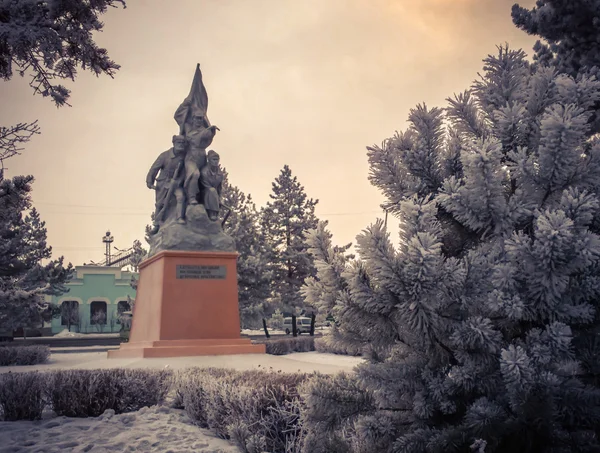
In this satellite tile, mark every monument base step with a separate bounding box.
[107,338,266,359]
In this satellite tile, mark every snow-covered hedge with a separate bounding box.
[0,371,46,421]
[0,345,50,366]
[172,367,310,452]
[0,369,172,421]
[1,366,323,451]
[253,336,315,355]
[314,335,362,357]
[47,369,172,417]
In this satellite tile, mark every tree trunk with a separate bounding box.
[292,314,297,337]
[310,312,316,336]
[262,318,270,338]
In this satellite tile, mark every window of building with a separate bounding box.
[60,300,79,328]
[90,301,107,325]
[116,300,131,324]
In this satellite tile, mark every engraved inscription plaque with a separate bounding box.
[176,264,227,280]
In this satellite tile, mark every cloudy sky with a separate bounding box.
[1,0,537,265]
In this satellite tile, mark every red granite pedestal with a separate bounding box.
[107,250,265,358]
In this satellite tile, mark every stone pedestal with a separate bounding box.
[147,204,236,258]
[107,250,265,358]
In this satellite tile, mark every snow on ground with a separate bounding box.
[240,327,330,336]
[54,329,95,338]
[284,351,363,367]
[43,330,120,339]
[0,350,364,375]
[241,328,285,335]
[0,405,240,453]
[0,349,362,452]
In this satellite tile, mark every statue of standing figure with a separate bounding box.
[146,134,187,234]
[200,150,224,221]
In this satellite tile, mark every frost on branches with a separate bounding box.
[0,0,126,161]
[512,0,600,136]
[0,0,126,107]
[302,220,353,330]
[512,0,600,78]
[301,46,600,453]
[0,174,73,332]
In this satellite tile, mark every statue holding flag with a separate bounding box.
[174,64,220,205]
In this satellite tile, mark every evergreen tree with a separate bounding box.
[0,174,73,333]
[302,220,353,325]
[512,0,600,135]
[301,46,600,453]
[0,0,126,160]
[512,0,600,77]
[261,165,319,313]
[0,0,126,107]
[221,170,273,328]
[0,0,119,333]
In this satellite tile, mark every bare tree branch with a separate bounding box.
[0,121,41,162]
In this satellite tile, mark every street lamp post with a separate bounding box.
[102,231,114,266]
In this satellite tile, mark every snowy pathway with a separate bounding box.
[0,351,363,375]
[0,406,240,453]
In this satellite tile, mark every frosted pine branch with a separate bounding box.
[0,121,40,161]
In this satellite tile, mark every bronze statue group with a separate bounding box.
[146,65,230,234]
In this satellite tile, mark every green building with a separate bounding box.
[50,265,137,334]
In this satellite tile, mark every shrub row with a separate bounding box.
[173,367,311,453]
[0,368,171,421]
[0,345,50,366]
[253,336,315,355]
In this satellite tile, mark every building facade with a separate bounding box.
[50,266,137,335]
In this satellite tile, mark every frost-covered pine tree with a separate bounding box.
[302,220,353,324]
[301,45,600,453]
[512,0,600,78]
[0,0,125,107]
[221,171,273,328]
[261,165,319,313]
[0,0,126,160]
[0,174,73,334]
[512,0,600,135]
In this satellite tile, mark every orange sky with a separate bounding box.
[0,0,537,264]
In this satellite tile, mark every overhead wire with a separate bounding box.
[32,200,384,217]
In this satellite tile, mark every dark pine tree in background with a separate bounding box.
[0,174,73,336]
[261,165,319,315]
[221,170,273,328]
[0,1,123,336]
[512,0,600,135]
[512,0,600,77]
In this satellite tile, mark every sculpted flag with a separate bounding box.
[174,63,211,129]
